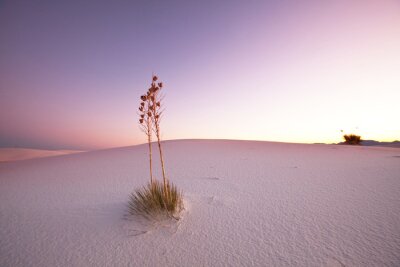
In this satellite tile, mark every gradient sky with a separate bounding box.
[1,0,399,150]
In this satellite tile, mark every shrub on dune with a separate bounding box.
[343,134,361,145]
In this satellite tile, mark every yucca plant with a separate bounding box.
[343,134,362,145]
[130,74,184,220]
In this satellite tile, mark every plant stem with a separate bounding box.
[147,117,153,184]
[155,125,167,191]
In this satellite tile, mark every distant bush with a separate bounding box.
[343,134,361,145]
[129,180,183,220]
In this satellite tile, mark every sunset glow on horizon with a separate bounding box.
[1,1,399,150]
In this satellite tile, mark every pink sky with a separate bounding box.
[0,1,399,149]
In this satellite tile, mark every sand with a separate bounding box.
[1,140,399,266]
[0,148,83,162]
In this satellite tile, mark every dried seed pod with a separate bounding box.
[152,75,158,81]
[140,95,146,101]
[147,111,152,117]
[139,119,144,124]
[155,115,159,119]
[140,102,145,106]
[156,102,160,107]
[140,114,144,118]
[158,82,163,88]
[139,106,144,111]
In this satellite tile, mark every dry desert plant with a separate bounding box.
[343,134,362,145]
[131,75,183,219]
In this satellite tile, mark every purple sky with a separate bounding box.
[1,0,399,150]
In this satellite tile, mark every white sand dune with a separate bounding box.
[0,140,399,266]
[0,148,83,162]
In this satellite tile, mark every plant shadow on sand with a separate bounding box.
[121,198,188,238]
[68,200,186,238]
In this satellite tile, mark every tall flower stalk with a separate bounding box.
[148,75,168,193]
[139,89,154,183]
[138,75,167,189]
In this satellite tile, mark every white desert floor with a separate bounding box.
[0,140,399,266]
[0,148,82,162]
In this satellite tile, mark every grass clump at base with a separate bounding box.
[128,180,183,219]
[343,134,362,145]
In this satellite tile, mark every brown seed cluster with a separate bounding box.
[138,75,163,126]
